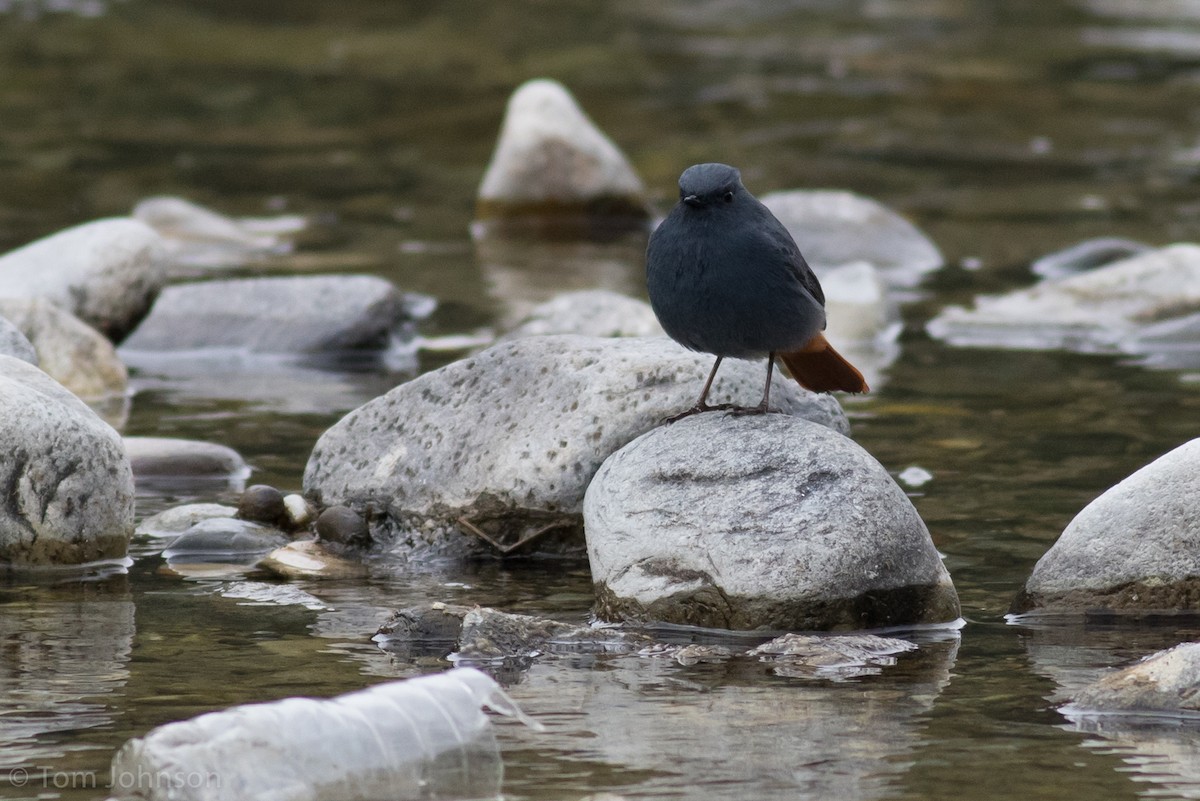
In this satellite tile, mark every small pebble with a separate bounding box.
[283,493,314,528]
[238,484,286,524]
[316,505,370,546]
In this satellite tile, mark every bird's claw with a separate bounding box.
[664,402,735,424]
[727,403,771,417]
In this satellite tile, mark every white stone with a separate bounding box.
[0,298,127,402]
[133,195,306,270]
[498,289,665,342]
[0,313,36,364]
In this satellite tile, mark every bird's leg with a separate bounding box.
[665,356,735,423]
[730,352,775,416]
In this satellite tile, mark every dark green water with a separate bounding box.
[2,1,1200,799]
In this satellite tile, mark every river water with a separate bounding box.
[3,1,1200,799]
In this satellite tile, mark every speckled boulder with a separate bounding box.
[0,355,134,564]
[584,413,960,631]
[0,218,166,341]
[303,334,848,558]
[1012,438,1200,615]
[475,79,651,234]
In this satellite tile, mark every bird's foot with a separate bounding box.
[727,403,771,417]
[664,402,735,423]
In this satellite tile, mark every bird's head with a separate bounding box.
[678,163,744,209]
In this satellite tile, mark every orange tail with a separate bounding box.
[779,333,869,394]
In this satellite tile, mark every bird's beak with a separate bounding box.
[683,195,702,207]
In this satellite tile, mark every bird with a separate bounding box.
[646,163,868,422]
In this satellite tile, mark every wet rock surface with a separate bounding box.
[0,218,166,341]
[258,539,368,580]
[304,334,848,558]
[0,355,134,565]
[1066,642,1200,717]
[124,437,249,489]
[584,413,960,631]
[1012,438,1200,615]
[161,517,289,562]
[121,274,427,354]
[134,503,240,539]
[760,189,943,289]
[475,78,651,235]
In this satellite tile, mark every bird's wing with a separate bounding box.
[757,207,825,307]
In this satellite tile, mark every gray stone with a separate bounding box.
[134,503,239,539]
[0,299,127,402]
[1067,643,1200,716]
[584,413,960,631]
[257,540,368,581]
[0,218,166,341]
[1012,438,1200,615]
[760,190,943,288]
[1031,237,1152,281]
[124,437,249,483]
[132,195,304,270]
[475,79,650,234]
[120,274,424,354]
[928,244,1200,355]
[162,517,289,561]
[747,633,917,679]
[315,505,369,546]
[0,355,134,564]
[303,335,848,558]
[237,484,286,525]
[455,607,650,659]
[0,314,36,364]
[497,290,664,343]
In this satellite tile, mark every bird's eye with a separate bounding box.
[723,191,734,202]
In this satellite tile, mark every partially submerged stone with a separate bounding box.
[760,189,943,288]
[748,633,917,678]
[0,355,134,565]
[124,437,249,490]
[928,244,1200,356]
[1066,643,1200,718]
[1030,236,1152,281]
[258,539,367,581]
[0,218,166,341]
[584,413,960,631]
[0,299,127,403]
[303,335,847,559]
[121,274,428,354]
[455,607,650,659]
[475,79,651,237]
[162,517,289,562]
[1012,438,1200,615]
[133,195,305,270]
[135,503,239,539]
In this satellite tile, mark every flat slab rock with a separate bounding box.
[303,334,848,558]
[584,413,960,631]
[1065,643,1200,718]
[1012,438,1200,615]
[0,355,134,564]
[121,274,425,354]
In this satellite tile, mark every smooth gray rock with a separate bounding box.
[497,290,664,343]
[133,195,304,270]
[124,436,248,479]
[162,517,289,561]
[475,79,650,233]
[1066,643,1200,717]
[928,244,1200,355]
[1012,438,1200,615]
[304,335,848,558]
[760,190,943,289]
[0,299,127,402]
[0,218,166,341]
[1030,237,1152,281]
[0,355,134,564]
[121,274,424,354]
[584,413,960,631]
[0,314,36,364]
[134,503,240,539]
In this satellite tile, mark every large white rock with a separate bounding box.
[584,413,960,631]
[304,335,848,558]
[0,355,134,564]
[1012,438,1200,614]
[760,190,943,289]
[0,298,127,403]
[120,274,424,353]
[0,218,166,341]
[475,79,650,230]
[929,244,1200,355]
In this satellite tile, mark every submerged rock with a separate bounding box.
[455,607,651,659]
[162,517,289,562]
[121,274,428,354]
[124,437,249,490]
[475,79,651,237]
[0,298,127,403]
[748,633,917,679]
[0,355,134,565]
[497,289,664,343]
[584,413,960,631]
[134,503,240,539]
[1030,236,1152,281]
[1012,438,1200,615]
[760,189,943,289]
[0,314,36,364]
[133,195,305,270]
[928,244,1200,357]
[1066,643,1200,717]
[0,218,166,341]
[303,335,847,559]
